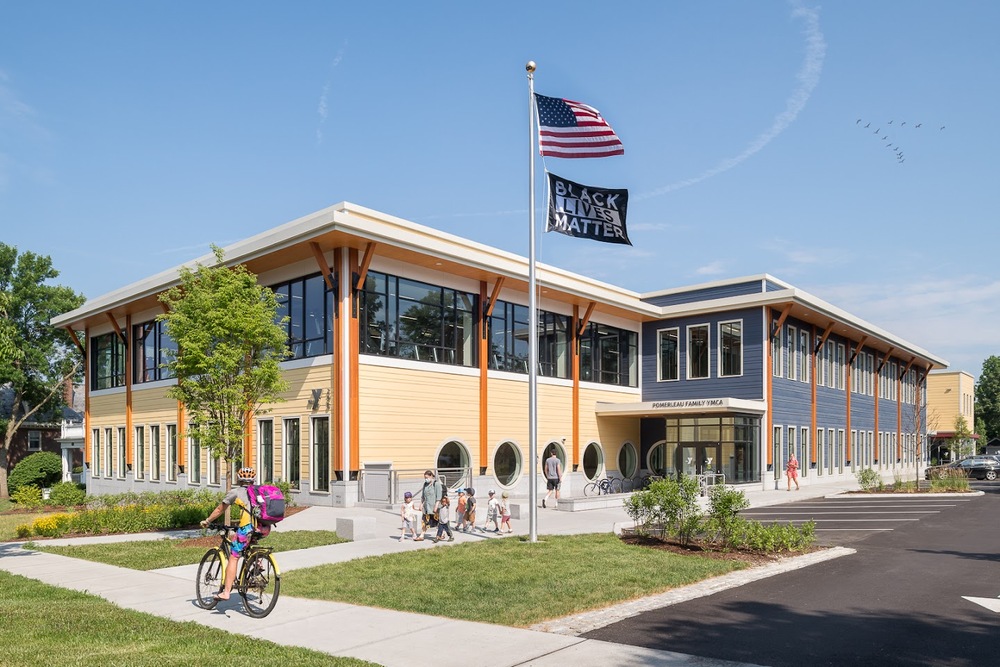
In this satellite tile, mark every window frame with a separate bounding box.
[686,323,710,380]
[656,327,680,382]
[718,319,743,378]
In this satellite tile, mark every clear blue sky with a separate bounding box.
[2,1,997,378]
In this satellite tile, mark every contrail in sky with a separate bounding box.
[316,42,348,146]
[639,0,826,199]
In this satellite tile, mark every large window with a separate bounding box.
[91,333,125,390]
[687,324,710,379]
[259,420,274,484]
[360,271,476,367]
[284,418,300,489]
[657,328,679,381]
[273,274,334,359]
[580,322,638,387]
[493,441,521,487]
[132,320,176,383]
[312,417,330,492]
[487,301,570,378]
[719,321,742,377]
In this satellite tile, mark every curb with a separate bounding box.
[824,491,984,499]
[530,546,856,636]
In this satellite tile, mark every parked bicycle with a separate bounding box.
[194,522,281,618]
[583,476,623,496]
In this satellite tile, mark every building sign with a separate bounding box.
[650,399,725,409]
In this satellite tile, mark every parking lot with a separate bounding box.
[739,493,979,546]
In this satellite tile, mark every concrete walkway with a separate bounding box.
[0,479,862,667]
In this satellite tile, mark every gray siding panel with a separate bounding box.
[642,281,764,307]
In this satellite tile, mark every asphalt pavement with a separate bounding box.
[583,482,1000,667]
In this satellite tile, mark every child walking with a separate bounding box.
[499,491,512,533]
[400,491,421,540]
[483,489,501,533]
[464,487,477,532]
[455,489,468,533]
[433,495,454,542]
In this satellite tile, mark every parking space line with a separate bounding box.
[745,511,938,515]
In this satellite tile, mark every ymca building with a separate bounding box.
[51,202,946,506]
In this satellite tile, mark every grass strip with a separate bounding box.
[25,530,346,570]
[0,571,379,667]
[0,511,47,542]
[283,532,745,626]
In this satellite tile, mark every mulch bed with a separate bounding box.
[620,534,815,567]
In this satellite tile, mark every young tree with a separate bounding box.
[158,246,289,489]
[975,355,1000,441]
[946,415,975,460]
[0,244,86,498]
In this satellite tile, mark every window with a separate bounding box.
[188,427,201,484]
[837,430,845,473]
[582,442,604,480]
[272,274,334,359]
[91,429,101,477]
[493,441,521,487]
[284,418,300,489]
[437,440,470,489]
[132,320,176,383]
[800,427,810,477]
[618,442,638,479]
[312,417,330,492]
[150,425,160,481]
[773,426,782,481]
[816,428,824,476]
[487,302,570,377]
[687,324,710,380]
[259,420,274,484]
[798,330,810,383]
[657,328,679,381]
[27,431,42,451]
[771,325,783,377]
[117,427,126,479]
[135,426,145,480]
[580,322,638,387]
[719,321,742,377]
[827,428,835,475]
[788,426,797,468]
[166,425,178,482]
[208,451,220,486]
[825,342,835,389]
[105,427,114,478]
[836,344,846,390]
[360,271,477,367]
[787,325,797,380]
[91,333,125,390]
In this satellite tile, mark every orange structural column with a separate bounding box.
[479,281,489,473]
[125,315,134,469]
[348,248,360,475]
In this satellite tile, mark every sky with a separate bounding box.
[2,1,998,379]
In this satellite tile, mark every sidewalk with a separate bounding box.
[0,478,860,667]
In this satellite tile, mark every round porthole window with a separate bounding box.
[618,442,637,479]
[436,440,470,490]
[582,442,604,480]
[493,441,521,487]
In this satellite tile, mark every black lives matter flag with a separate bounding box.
[546,172,631,246]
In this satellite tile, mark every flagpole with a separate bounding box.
[526,60,538,543]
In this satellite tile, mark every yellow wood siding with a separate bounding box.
[580,386,642,472]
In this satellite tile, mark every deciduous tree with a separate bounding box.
[0,244,85,498]
[975,356,1000,442]
[158,246,288,489]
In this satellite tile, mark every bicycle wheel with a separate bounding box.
[609,478,623,494]
[240,551,280,618]
[599,479,612,495]
[195,549,224,609]
[620,477,634,493]
[583,481,599,496]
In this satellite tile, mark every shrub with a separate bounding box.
[48,482,87,507]
[11,484,43,507]
[272,479,295,506]
[856,467,881,492]
[624,475,703,545]
[705,485,750,548]
[30,512,74,537]
[8,452,62,494]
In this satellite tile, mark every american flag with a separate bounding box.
[534,93,624,159]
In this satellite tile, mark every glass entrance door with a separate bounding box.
[678,444,721,475]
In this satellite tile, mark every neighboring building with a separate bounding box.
[926,370,978,462]
[1,384,84,482]
[50,202,947,506]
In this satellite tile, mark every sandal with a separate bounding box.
[212,593,230,601]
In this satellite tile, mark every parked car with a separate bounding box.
[925,456,1000,481]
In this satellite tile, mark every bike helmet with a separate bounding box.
[237,466,256,483]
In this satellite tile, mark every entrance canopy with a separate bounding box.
[595,397,767,418]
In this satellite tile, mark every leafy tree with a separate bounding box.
[946,414,975,460]
[158,246,289,490]
[0,244,85,498]
[975,355,1000,442]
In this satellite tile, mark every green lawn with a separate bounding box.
[0,571,379,667]
[0,510,47,542]
[25,530,346,570]
[283,533,745,626]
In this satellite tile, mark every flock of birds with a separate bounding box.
[855,118,945,164]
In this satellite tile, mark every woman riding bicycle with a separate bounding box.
[200,466,268,601]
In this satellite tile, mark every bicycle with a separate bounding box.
[194,523,281,618]
[583,477,622,496]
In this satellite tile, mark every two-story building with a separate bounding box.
[50,202,947,505]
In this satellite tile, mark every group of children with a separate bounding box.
[400,487,512,542]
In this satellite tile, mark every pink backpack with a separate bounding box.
[247,485,286,525]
